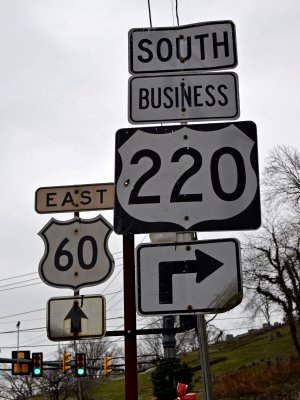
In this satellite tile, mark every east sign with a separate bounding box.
[114,121,260,234]
[35,183,114,214]
[129,20,237,74]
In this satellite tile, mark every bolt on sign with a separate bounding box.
[35,183,114,214]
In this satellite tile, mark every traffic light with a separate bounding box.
[75,353,86,377]
[62,352,72,373]
[32,352,43,377]
[180,315,197,332]
[12,351,30,375]
[103,356,112,376]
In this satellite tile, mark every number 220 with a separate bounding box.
[128,146,246,204]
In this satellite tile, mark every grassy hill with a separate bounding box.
[84,323,300,400]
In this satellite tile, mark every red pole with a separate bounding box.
[123,234,138,400]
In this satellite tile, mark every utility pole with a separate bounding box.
[197,315,214,400]
[74,287,83,400]
[150,233,178,359]
[16,321,20,353]
[162,316,176,358]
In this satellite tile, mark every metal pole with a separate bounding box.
[197,315,214,400]
[123,234,138,400]
[150,233,177,359]
[73,284,83,400]
[16,321,20,368]
[16,321,20,354]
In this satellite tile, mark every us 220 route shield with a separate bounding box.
[114,121,260,234]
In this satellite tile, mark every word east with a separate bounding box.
[46,190,108,208]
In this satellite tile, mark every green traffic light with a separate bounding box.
[33,367,41,375]
[77,368,84,375]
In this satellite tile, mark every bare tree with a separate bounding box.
[263,145,300,208]
[35,368,76,400]
[0,369,37,400]
[243,288,278,326]
[138,317,163,369]
[242,145,300,355]
[175,329,198,354]
[243,214,300,355]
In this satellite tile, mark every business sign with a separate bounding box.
[47,295,106,341]
[129,20,237,74]
[114,121,260,234]
[137,239,242,314]
[128,72,239,124]
[35,183,114,214]
[39,214,114,290]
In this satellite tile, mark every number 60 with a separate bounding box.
[54,236,98,271]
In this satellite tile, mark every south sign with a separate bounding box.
[129,20,237,74]
[114,121,260,234]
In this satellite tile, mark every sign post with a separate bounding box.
[123,234,138,400]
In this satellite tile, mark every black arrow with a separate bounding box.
[64,301,88,337]
[159,249,223,304]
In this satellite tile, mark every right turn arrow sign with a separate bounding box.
[159,250,224,304]
[136,238,242,315]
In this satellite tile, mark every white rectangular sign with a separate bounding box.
[47,295,106,341]
[129,20,237,74]
[137,239,242,315]
[35,183,114,214]
[128,72,239,124]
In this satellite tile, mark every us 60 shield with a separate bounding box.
[38,214,114,290]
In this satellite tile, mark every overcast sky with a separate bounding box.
[0,0,299,363]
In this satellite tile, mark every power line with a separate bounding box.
[0,272,38,282]
[0,308,46,320]
[0,282,42,292]
[0,277,40,289]
[147,0,152,27]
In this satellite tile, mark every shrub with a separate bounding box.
[151,358,193,400]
